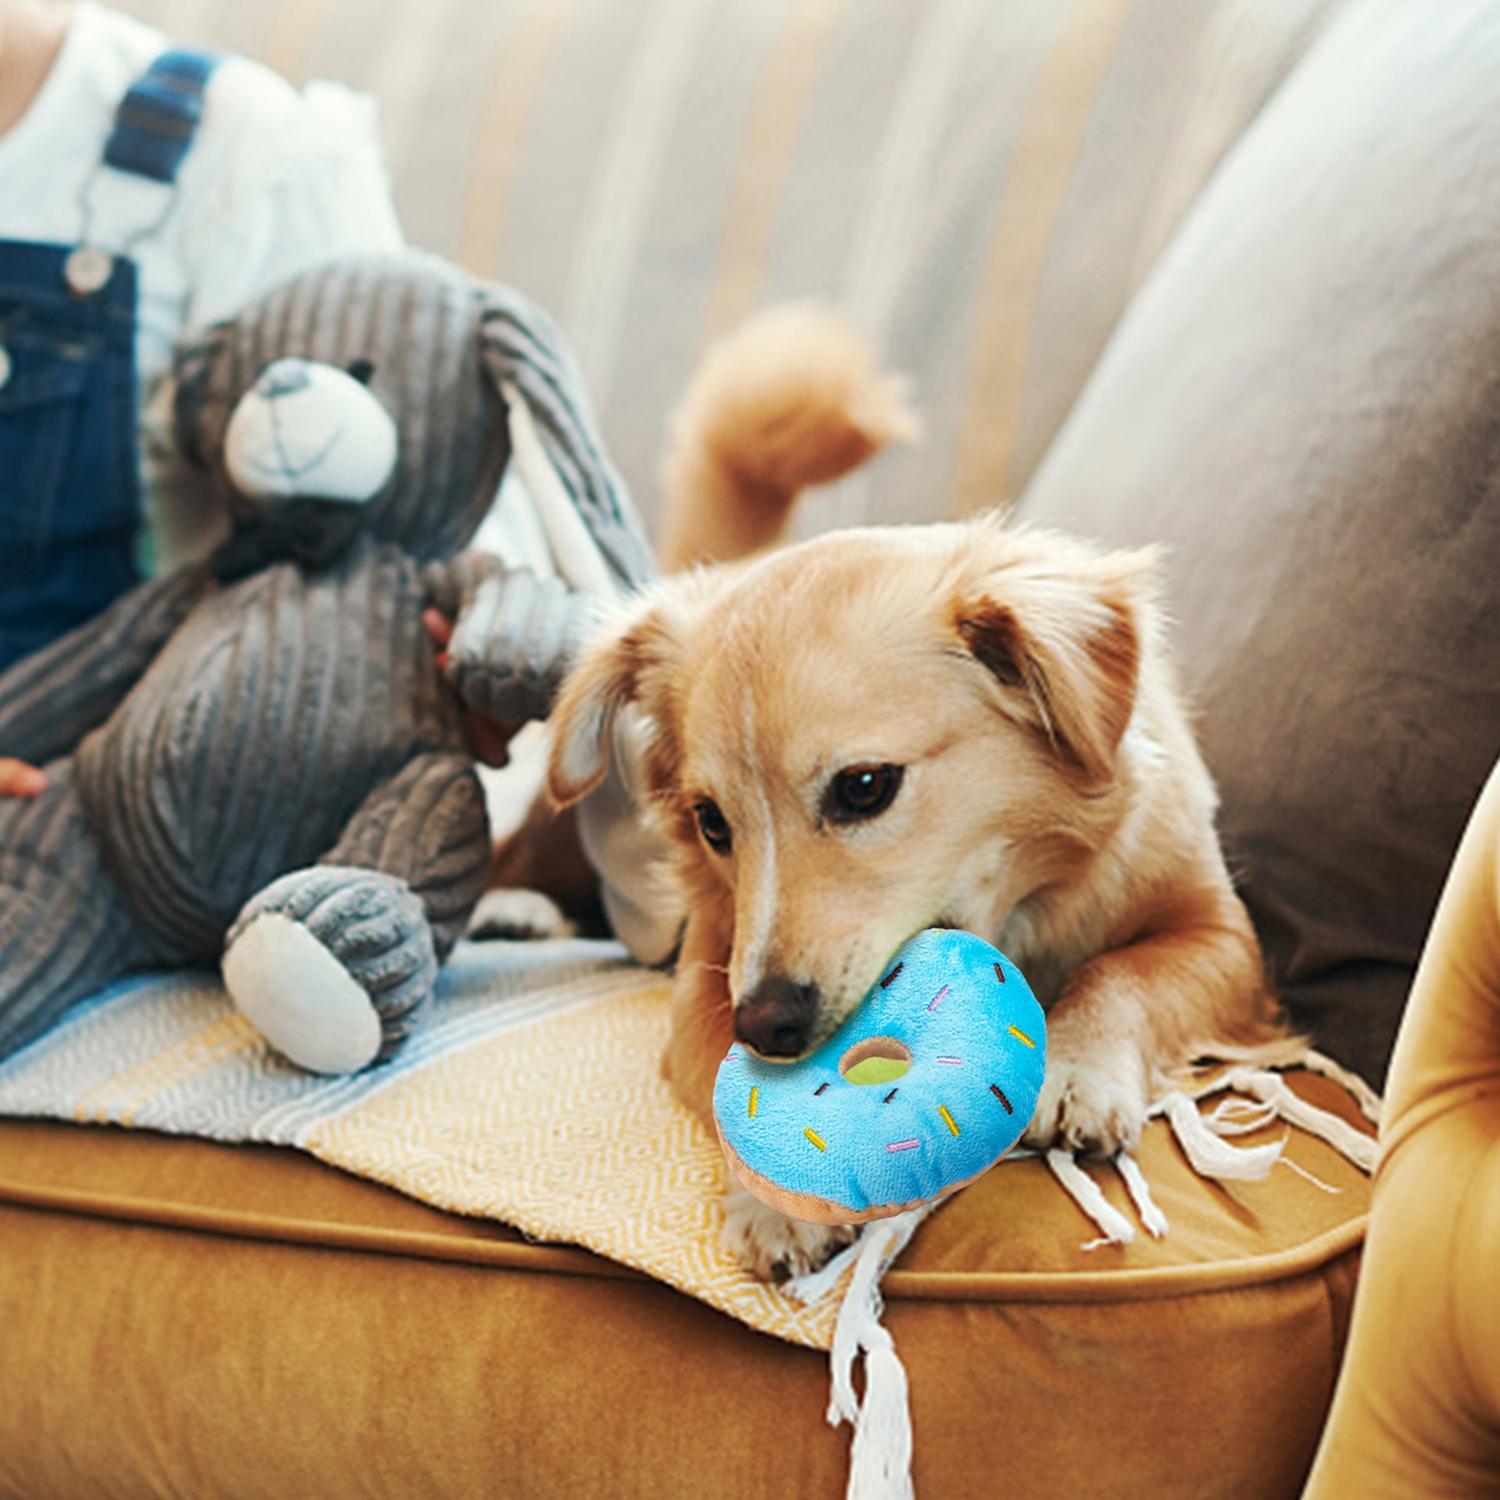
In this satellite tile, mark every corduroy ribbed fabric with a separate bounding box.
[73,541,470,960]
[173,256,654,589]
[0,568,211,768]
[0,763,156,1058]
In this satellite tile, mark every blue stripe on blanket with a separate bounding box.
[0,939,641,1144]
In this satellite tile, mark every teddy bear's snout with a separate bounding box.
[225,357,399,508]
[255,360,314,400]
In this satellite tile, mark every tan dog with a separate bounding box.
[547,308,1281,1279]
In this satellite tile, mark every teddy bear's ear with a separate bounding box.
[475,285,656,596]
[170,319,236,470]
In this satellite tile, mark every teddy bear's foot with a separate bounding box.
[223,866,438,1074]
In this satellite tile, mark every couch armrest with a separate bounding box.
[1304,758,1500,1496]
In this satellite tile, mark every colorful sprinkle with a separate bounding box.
[814,1082,829,1096]
[990,1084,1013,1114]
[936,1057,963,1065]
[993,963,1006,985]
[1007,1024,1036,1049]
[938,1104,960,1136]
[748,1087,759,1118]
[887,1139,920,1153]
[927,985,950,1012]
[805,1127,827,1151]
[880,962,904,988]
[723,1052,742,1062]
[883,1088,899,1103]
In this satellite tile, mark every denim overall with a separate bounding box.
[0,49,218,672]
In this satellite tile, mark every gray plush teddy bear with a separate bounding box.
[0,254,652,1073]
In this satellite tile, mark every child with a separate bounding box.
[0,0,402,777]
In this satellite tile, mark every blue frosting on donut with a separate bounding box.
[713,928,1047,1221]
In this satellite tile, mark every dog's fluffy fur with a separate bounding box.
[547,307,1280,1279]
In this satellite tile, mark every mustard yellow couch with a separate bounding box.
[0,1081,1370,1499]
[5,1,1500,1496]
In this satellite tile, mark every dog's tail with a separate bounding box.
[658,304,920,571]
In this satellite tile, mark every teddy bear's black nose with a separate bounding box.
[256,360,312,399]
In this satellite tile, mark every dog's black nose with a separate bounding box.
[734,975,819,1057]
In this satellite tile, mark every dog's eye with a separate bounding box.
[826,764,904,824]
[694,799,733,854]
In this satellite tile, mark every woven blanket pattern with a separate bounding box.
[0,939,839,1349]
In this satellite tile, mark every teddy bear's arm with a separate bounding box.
[423,555,597,728]
[0,568,211,765]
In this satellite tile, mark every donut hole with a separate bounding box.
[839,1036,912,1086]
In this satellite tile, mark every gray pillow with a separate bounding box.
[1017,0,1500,1085]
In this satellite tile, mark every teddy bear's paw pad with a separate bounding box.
[224,911,384,1073]
[224,867,438,1073]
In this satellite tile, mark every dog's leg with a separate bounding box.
[1025,900,1273,1158]
[665,910,858,1280]
[467,887,576,941]
[720,1177,859,1283]
[484,787,601,935]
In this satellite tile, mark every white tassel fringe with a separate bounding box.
[792,1206,936,1500]
[1046,1149,1137,1244]
[1115,1151,1169,1237]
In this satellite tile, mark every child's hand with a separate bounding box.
[422,610,523,767]
[0,759,47,798]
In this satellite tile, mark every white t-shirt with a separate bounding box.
[0,1,404,566]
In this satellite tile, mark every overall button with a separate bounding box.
[65,246,114,296]
[0,345,10,391]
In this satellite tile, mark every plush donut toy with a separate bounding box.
[714,929,1047,1224]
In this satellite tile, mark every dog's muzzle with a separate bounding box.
[733,975,820,1058]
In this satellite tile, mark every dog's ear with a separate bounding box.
[546,596,684,807]
[951,531,1158,783]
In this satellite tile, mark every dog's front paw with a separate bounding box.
[466,887,576,941]
[1024,1038,1150,1158]
[720,1183,858,1282]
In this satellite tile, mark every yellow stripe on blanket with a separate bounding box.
[74,1011,263,1127]
[300,983,842,1349]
